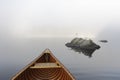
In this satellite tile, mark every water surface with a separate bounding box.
[0,38,120,80]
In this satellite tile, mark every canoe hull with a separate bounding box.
[11,49,75,80]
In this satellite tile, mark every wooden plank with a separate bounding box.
[30,63,61,68]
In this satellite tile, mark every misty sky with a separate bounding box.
[0,0,120,38]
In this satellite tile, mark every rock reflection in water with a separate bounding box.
[65,38,100,57]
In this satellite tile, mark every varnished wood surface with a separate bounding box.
[11,49,75,80]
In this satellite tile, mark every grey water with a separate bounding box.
[0,37,120,80]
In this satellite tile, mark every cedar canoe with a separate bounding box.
[11,49,75,80]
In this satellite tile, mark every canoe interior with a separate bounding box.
[12,49,75,80]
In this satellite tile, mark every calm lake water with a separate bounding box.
[0,38,120,80]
